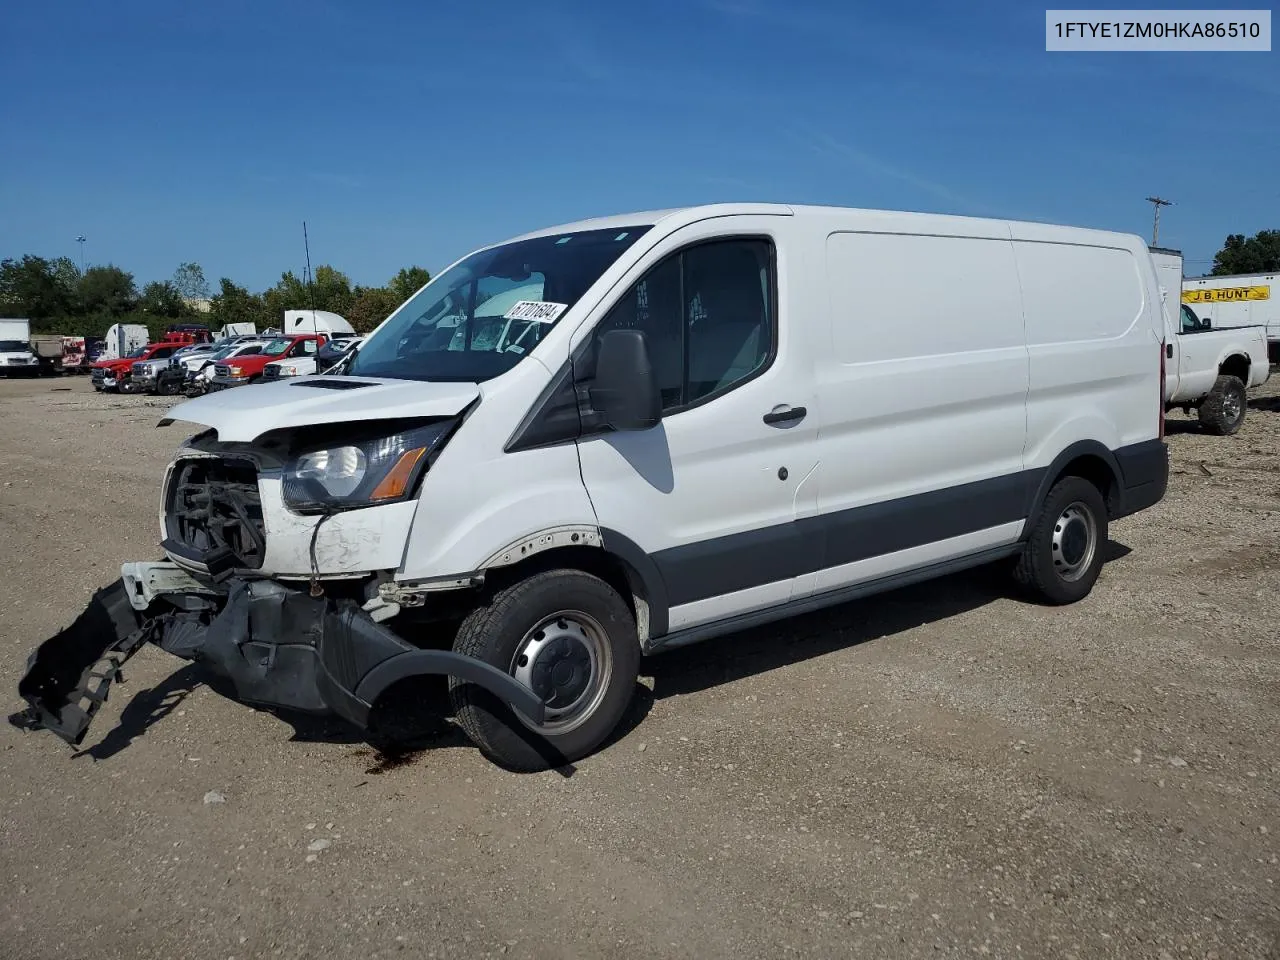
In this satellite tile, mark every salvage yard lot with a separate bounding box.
[1,376,1278,960]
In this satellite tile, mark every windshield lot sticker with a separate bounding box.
[504,300,568,323]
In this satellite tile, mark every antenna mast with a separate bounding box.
[303,221,317,321]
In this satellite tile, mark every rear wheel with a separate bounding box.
[1198,374,1246,435]
[448,569,640,771]
[1013,476,1108,605]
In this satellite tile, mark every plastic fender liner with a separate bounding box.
[352,650,547,725]
[314,599,548,726]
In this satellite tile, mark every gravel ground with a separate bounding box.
[1,375,1278,960]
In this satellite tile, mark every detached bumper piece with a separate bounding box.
[11,575,546,747]
[11,583,159,745]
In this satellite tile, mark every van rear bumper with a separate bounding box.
[11,567,546,747]
[1112,438,1170,519]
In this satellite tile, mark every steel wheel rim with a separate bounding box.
[510,610,613,734]
[1223,390,1242,422]
[1052,501,1097,583]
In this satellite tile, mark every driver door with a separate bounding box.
[573,219,821,633]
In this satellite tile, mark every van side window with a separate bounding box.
[596,238,774,411]
[683,240,772,403]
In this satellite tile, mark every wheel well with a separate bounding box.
[481,545,653,642]
[1055,454,1120,517]
[1219,353,1250,384]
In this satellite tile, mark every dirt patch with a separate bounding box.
[1,375,1279,960]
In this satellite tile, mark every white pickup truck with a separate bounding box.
[1153,247,1270,435]
[1165,302,1270,434]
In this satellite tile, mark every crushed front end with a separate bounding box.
[12,421,545,747]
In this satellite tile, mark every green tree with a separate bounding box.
[209,278,266,330]
[0,255,78,324]
[1211,230,1280,276]
[139,280,185,319]
[172,262,210,301]
[311,264,353,315]
[346,286,402,333]
[77,265,138,319]
[389,266,431,303]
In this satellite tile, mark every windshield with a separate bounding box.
[262,338,292,357]
[0,340,28,352]
[212,342,255,360]
[347,225,651,383]
[126,346,147,358]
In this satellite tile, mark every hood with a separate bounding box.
[161,377,481,442]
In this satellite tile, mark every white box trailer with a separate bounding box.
[1181,271,1279,363]
[281,309,354,337]
[100,323,149,361]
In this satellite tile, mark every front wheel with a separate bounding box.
[1198,374,1246,435]
[1013,476,1108,605]
[448,569,640,771]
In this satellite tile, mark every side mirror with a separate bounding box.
[589,329,661,431]
[1201,318,1212,330]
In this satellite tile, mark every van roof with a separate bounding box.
[506,202,1145,248]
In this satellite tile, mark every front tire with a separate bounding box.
[448,569,640,772]
[1013,476,1108,605]
[1198,374,1246,435]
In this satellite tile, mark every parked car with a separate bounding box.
[15,203,1170,774]
[91,341,184,392]
[146,343,222,395]
[207,333,326,390]
[1150,248,1271,434]
[182,339,270,395]
[266,335,362,380]
[313,335,364,374]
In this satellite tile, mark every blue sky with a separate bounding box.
[1,0,1275,291]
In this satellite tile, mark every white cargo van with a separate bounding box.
[1181,271,1279,363]
[16,204,1170,772]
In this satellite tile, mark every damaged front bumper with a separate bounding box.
[11,562,546,746]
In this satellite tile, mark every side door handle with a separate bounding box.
[1166,343,1173,358]
[763,404,807,426]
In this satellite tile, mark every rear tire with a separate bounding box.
[448,569,640,772]
[1198,374,1246,435]
[1013,476,1108,605]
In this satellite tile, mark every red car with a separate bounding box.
[91,341,184,393]
[207,333,327,390]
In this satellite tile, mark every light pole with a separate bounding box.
[74,235,87,272]
[1144,197,1172,247]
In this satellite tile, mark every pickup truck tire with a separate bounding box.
[1198,375,1246,435]
[448,569,641,772]
[1013,476,1108,605]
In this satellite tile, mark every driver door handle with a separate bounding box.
[763,405,807,426]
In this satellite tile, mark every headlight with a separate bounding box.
[282,421,456,512]
[278,365,298,376]
[229,365,243,376]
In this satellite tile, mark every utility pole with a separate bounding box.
[74,235,87,272]
[1145,196,1172,247]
